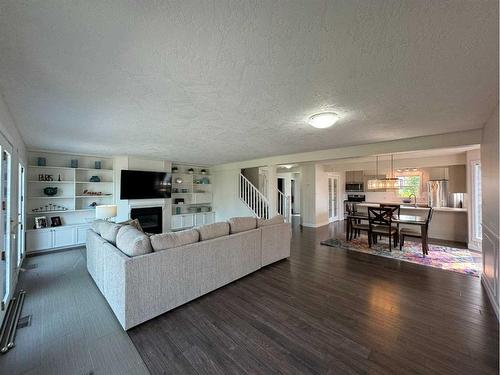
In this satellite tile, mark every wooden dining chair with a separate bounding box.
[346,203,370,241]
[399,208,433,253]
[368,207,398,251]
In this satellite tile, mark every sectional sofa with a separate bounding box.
[86,216,291,330]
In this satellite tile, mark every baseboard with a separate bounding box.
[301,221,330,228]
[482,274,499,320]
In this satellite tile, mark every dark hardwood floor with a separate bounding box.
[128,218,499,374]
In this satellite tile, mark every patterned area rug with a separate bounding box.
[321,237,480,277]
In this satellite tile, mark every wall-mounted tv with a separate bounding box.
[120,170,172,199]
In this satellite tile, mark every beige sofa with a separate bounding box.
[86,216,291,330]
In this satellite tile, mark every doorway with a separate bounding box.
[328,175,340,222]
[277,178,285,214]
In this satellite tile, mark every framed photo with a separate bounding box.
[51,216,62,227]
[34,216,47,229]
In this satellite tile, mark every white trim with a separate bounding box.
[301,221,330,228]
[482,275,499,320]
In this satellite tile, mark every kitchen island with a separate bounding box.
[354,202,468,244]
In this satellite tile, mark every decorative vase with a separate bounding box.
[70,159,78,168]
[43,187,58,196]
[37,157,46,166]
[95,161,102,169]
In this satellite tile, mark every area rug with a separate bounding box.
[321,237,480,277]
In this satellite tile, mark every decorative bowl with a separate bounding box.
[402,198,412,203]
[43,187,58,196]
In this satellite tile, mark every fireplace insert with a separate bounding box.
[130,206,163,234]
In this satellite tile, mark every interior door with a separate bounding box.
[328,176,340,222]
[0,134,12,315]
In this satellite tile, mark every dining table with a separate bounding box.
[346,212,429,254]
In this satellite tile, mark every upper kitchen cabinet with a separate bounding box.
[448,165,466,193]
[345,170,364,183]
[427,165,466,193]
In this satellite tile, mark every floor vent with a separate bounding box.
[0,290,26,353]
[24,264,37,270]
[17,315,31,329]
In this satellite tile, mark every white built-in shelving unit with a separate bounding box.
[171,163,214,230]
[26,151,114,253]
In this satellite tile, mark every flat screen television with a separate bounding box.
[120,170,172,199]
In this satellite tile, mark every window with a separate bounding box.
[397,174,421,198]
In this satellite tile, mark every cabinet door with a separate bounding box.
[182,214,194,228]
[354,171,364,183]
[194,213,205,226]
[53,227,76,248]
[76,225,91,244]
[345,171,353,183]
[171,215,183,229]
[204,212,215,225]
[26,230,53,252]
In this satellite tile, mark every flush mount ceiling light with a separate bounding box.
[308,112,339,129]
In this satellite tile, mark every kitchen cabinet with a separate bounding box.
[345,170,364,184]
[447,165,466,193]
[26,223,90,253]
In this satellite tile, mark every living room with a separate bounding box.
[0,1,499,374]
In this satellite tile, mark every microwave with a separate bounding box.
[345,183,364,192]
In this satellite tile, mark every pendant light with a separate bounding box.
[367,154,402,190]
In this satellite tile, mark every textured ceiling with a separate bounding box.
[0,1,497,165]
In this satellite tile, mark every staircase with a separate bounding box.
[239,173,290,221]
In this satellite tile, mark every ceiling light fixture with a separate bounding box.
[367,155,402,190]
[308,112,339,129]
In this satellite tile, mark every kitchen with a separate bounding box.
[321,147,481,249]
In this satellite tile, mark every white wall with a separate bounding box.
[0,94,27,323]
[480,105,500,319]
[212,168,253,221]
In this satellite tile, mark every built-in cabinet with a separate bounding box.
[171,163,213,230]
[171,212,215,230]
[26,223,91,253]
[26,150,113,253]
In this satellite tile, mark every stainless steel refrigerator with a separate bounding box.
[427,180,448,207]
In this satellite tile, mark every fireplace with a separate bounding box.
[130,206,163,234]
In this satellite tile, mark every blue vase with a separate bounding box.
[95,161,101,169]
[37,157,46,166]
[71,159,78,168]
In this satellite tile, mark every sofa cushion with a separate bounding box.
[116,225,152,257]
[100,222,123,245]
[257,215,285,227]
[227,217,257,234]
[150,229,199,251]
[91,219,107,235]
[196,222,230,241]
[119,218,144,232]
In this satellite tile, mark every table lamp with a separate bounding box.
[95,204,117,221]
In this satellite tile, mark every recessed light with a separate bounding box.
[308,112,339,129]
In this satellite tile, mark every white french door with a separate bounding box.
[17,163,25,267]
[328,175,340,222]
[0,133,12,315]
